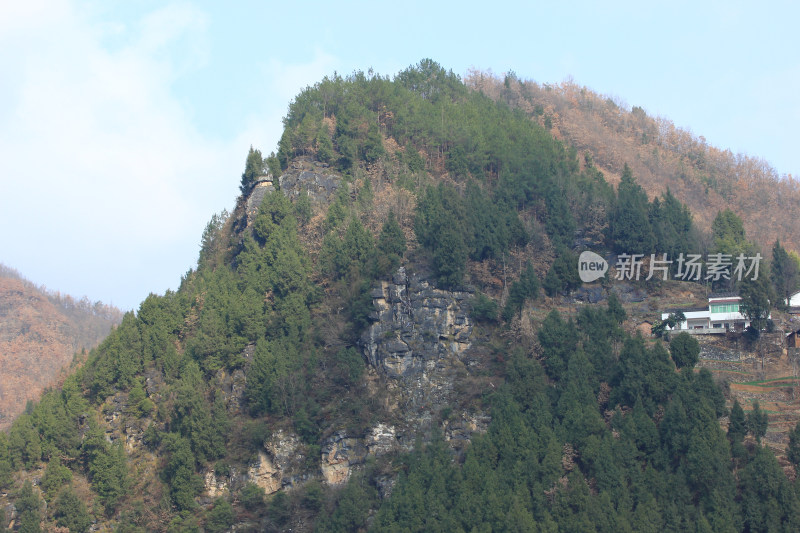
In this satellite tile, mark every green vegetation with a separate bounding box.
[1,59,797,532]
[669,332,700,369]
[352,298,791,532]
[240,146,266,194]
[772,239,799,309]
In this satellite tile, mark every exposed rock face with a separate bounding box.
[247,451,282,495]
[321,431,364,485]
[244,178,276,226]
[365,423,398,456]
[213,343,254,415]
[278,163,342,205]
[355,267,490,457]
[246,430,306,495]
[361,267,474,378]
[319,423,401,486]
[443,411,491,446]
[204,470,230,498]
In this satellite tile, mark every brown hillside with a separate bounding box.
[465,71,800,252]
[0,268,121,430]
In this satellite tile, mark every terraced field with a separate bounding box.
[701,350,800,467]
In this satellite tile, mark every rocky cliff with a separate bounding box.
[361,267,474,378]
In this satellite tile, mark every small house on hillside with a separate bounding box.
[662,293,752,334]
[786,290,800,314]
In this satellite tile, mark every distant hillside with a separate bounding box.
[465,71,800,252]
[0,265,122,430]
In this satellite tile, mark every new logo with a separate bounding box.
[578,251,608,283]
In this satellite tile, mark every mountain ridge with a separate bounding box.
[465,70,800,252]
[1,60,799,532]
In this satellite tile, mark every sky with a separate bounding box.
[1,0,798,311]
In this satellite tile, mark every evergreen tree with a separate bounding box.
[432,224,469,288]
[7,414,41,470]
[162,433,203,511]
[502,261,540,321]
[651,189,696,264]
[88,440,129,513]
[415,183,469,287]
[771,239,799,309]
[747,401,769,442]
[543,247,581,297]
[40,461,72,500]
[538,310,577,382]
[606,292,627,324]
[739,275,773,337]
[376,211,406,275]
[240,146,265,194]
[669,332,700,369]
[53,487,92,533]
[610,164,655,254]
[711,209,750,257]
[739,446,800,532]
[728,399,746,444]
[204,498,234,533]
[15,481,42,533]
[788,421,800,468]
[0,433,10,489]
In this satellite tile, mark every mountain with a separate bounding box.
[465,71,800,251]
[1,60,799,532]
[0,265,122,431]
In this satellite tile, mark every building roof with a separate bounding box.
[663,306,709,314]
[709,291,740,299]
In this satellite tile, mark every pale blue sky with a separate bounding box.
[1,0,798,311]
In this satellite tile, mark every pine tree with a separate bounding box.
[15,481,42,533]
[54,487,92,533]
[240,146,265,194]
[669,332,700,369]
[771,239,799,309]
[747,401,769,442]
[376,211,406,275]
[788,421,800,468]
[610,164,655,254]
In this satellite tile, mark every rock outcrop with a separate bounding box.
[361,267,474,378]
[278,161,342,205]
[246,430,306,495]
[244,178,276,226]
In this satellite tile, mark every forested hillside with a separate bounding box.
[0,265,122,431]
[465,71,800,251]
[1,60,799,532]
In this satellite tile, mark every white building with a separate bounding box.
[786,290,800,311]
[662,293,752,332]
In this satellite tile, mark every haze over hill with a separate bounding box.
[0,265,122,430]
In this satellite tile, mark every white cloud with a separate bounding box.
[0,1,235,308]
[0,1,345,309]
